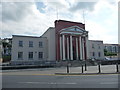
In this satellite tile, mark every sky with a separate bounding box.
[1,0,118,44]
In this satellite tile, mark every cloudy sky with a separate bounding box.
[1,0,118,44]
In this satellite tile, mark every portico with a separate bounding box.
[59,26,88,61]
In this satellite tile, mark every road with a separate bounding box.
[2,74,119,88]
[1,65,120,88]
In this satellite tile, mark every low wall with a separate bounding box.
[55,60,94,67]
[101,60,120,65]
[10,60,56,66]
[2,65,54,70]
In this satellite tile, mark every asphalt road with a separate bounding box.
[2,74,119,88]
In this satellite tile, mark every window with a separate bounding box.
[18,52,23,59]
[92,44,94,48]
[98,52,101,57]
[28,52,33,59]
[93,52,95,56]
[29,41,33,47]
[98,45,100,49]
[39,41,43,48]
[38,52,43,59]
[19,41,23,47]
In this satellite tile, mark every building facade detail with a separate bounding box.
[55,20,88,61]
[10,20,105,65]
[88,40,105,60]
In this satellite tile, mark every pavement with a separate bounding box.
[2,65,120,75]
[1,65,120,88]
[55,65,120,75]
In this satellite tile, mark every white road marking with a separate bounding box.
[100,82,118,84]
[49,82,76,84]
[19,82,77,85]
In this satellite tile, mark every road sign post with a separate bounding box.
[82,65,84,73]
[85,61,87,71]
[67,65,69,73]
[98,61,101,73]
[116,63,119,73]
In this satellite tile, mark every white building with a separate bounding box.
[0,38,2,62]
[11,35,49,65]
[42,27,56,61]
[11,20,105,65]
[88,40,105,60]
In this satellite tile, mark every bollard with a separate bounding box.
[98,64,101,73]
[116,63,119,73]
[82,65,84,73]
[67,65,69,73]
[85,62,87,71]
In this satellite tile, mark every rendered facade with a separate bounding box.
[88,40,104,60]
[54,20,88,61]
[11,35,48,65]
[0,38,2,62]
[11,20,104,65]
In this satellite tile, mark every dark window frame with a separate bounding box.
[38,52,43,59]
[28,52,33,59]
[18,52,23,59]
[29,41,33,47]
[39,41,43,48]
[19,41,23,47]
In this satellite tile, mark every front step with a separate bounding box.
[56,60,95,67]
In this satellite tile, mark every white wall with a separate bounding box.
[0,39,2,62]
[42,27,56,61]
[11,36,48,61]
[88,40,105,60]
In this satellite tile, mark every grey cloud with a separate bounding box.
[69,2,97,12]
[1,2,34,22]
[2,29,13,38]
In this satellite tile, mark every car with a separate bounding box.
[104,57,111,60]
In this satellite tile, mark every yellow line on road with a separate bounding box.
[1,73,120,76]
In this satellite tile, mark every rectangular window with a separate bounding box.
[93,52,95,56]
[28,52,33,59]
[39,41,43,48]
[29,41,33,47]
[38,52,43,59]
[98,45,100,49]
[18,52,23,59]
[98,52,101,57]
[19,41,23,47]
[92,44,94,48]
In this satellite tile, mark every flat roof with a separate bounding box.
[55,20,84,25]
[12,35,47,38]
[104,44,119,45]
[89,40,103,42]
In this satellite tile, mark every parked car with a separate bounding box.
[104,57,111,60]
